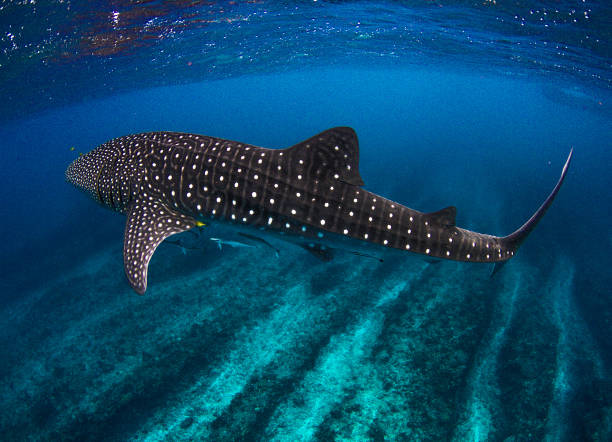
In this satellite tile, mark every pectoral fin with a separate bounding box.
[124,198,197,294]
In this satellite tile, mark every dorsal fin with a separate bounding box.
[285,127,364,186]
[426,206,457,227]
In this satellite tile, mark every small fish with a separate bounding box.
[238,232,281,257]
[351,251,384,263]
[210,237,256,251]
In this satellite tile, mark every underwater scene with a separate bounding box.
[1,1,611,440]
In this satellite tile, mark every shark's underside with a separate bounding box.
[66,127,572,294]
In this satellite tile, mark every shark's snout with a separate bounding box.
[65,153,99,200]
[65,158,78,184]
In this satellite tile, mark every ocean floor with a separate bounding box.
[1,233,610,441]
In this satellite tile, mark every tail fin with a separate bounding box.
[492,149,572,276]
[503,149,573,249]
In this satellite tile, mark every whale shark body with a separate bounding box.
[66,127,572,294]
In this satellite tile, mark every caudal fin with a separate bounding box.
[492,149,572,276]
[503,149,573,249]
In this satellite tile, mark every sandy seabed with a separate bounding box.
[1,236,609,441]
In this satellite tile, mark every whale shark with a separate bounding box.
[65,127,572,294]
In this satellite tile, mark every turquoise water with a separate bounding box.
[1,1,611,440]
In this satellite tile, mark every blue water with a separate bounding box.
[1,1,611,440]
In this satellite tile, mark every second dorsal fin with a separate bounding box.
[426,206,457,227]
[285,127,364,186]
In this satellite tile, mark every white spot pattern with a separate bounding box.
[65,129,526,294]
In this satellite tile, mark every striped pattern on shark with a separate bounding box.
[65,127,572,294]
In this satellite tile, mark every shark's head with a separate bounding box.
[66,138,142,214]
[65,151,102,201]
